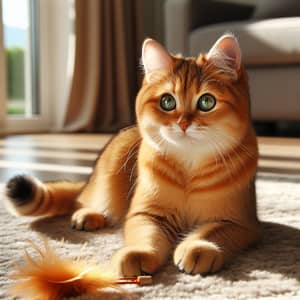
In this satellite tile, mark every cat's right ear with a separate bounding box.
[142,39,173,82]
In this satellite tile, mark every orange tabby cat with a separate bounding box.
[4,34,260,277]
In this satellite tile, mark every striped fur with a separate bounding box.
[4,35,260,278]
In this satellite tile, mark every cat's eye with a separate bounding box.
[160,94,176,111]
[197,93,216,112]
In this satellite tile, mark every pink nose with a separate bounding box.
[178,119,190,132]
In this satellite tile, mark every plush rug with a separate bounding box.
[0,175,299,300]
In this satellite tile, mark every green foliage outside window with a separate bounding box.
[6,47,25,99]
[6,47,25,114]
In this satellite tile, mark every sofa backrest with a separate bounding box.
[252,0,300,19]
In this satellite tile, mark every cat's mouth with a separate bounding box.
[159,126,203,147]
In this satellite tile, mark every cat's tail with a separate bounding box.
[4,175,85,217]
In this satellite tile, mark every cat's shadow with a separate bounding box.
[221,221,300,282]
[30,215,118,243]
[157,222,300,287]
[31,218,300,285]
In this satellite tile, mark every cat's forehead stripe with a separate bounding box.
[172,59,202,96]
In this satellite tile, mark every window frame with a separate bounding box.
[0,0,74,134]
[0,0,6,131]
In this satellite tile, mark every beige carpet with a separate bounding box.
[1,175,300,300]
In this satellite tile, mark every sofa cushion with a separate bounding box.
[189,17,300,66]
[252,0,300,19]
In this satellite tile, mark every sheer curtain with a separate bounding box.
[62,0,143,132]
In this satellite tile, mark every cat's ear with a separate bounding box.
[206,34,241,75]
[142,39,173,82]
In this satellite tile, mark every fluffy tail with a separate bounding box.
[4,175,85,217]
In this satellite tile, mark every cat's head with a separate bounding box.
[136,34,254,161]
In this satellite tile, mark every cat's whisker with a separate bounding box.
[213,133,239,176]
[127,180,137,200]
[116,149,139,175]
[197,129,220,173]
[211,128,257,176]
[212,127,255,159]
[117,139,141,174]
[205,131,234,180]
[154,134,168,153]
[209,130,248,191]
[129,161,137,183]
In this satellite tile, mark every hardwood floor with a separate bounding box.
[0,134,111,182]
[0,134,299,183]
[258,137,300,176]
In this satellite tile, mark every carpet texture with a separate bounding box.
[0,175,300,300]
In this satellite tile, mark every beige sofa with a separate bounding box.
[164,0,300,121]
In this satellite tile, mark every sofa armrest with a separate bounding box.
[164,0,254,55]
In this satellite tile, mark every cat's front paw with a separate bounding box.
[111,246,161,277]
[71,208,105,231]
[174,240,224,275]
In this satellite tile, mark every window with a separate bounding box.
[2,0,39,116]
[0,0,74,133]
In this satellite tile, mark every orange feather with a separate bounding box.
[9,239,122,300]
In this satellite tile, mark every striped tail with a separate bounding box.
[4,175,85,217]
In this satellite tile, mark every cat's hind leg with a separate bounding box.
[71,166,134,231]
[71,127,141,231]
[71,208,105,231]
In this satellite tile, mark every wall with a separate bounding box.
[143,0,166,44]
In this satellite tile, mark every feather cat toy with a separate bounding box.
[9,240,152,299]
[5,34,260,299]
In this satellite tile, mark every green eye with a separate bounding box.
[160,94,176,111]
[197,93,216,112]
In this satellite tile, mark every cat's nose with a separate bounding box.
[178,119,190,132]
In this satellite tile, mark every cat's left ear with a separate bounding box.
[142,38,173,82]
[206,34,241,74]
